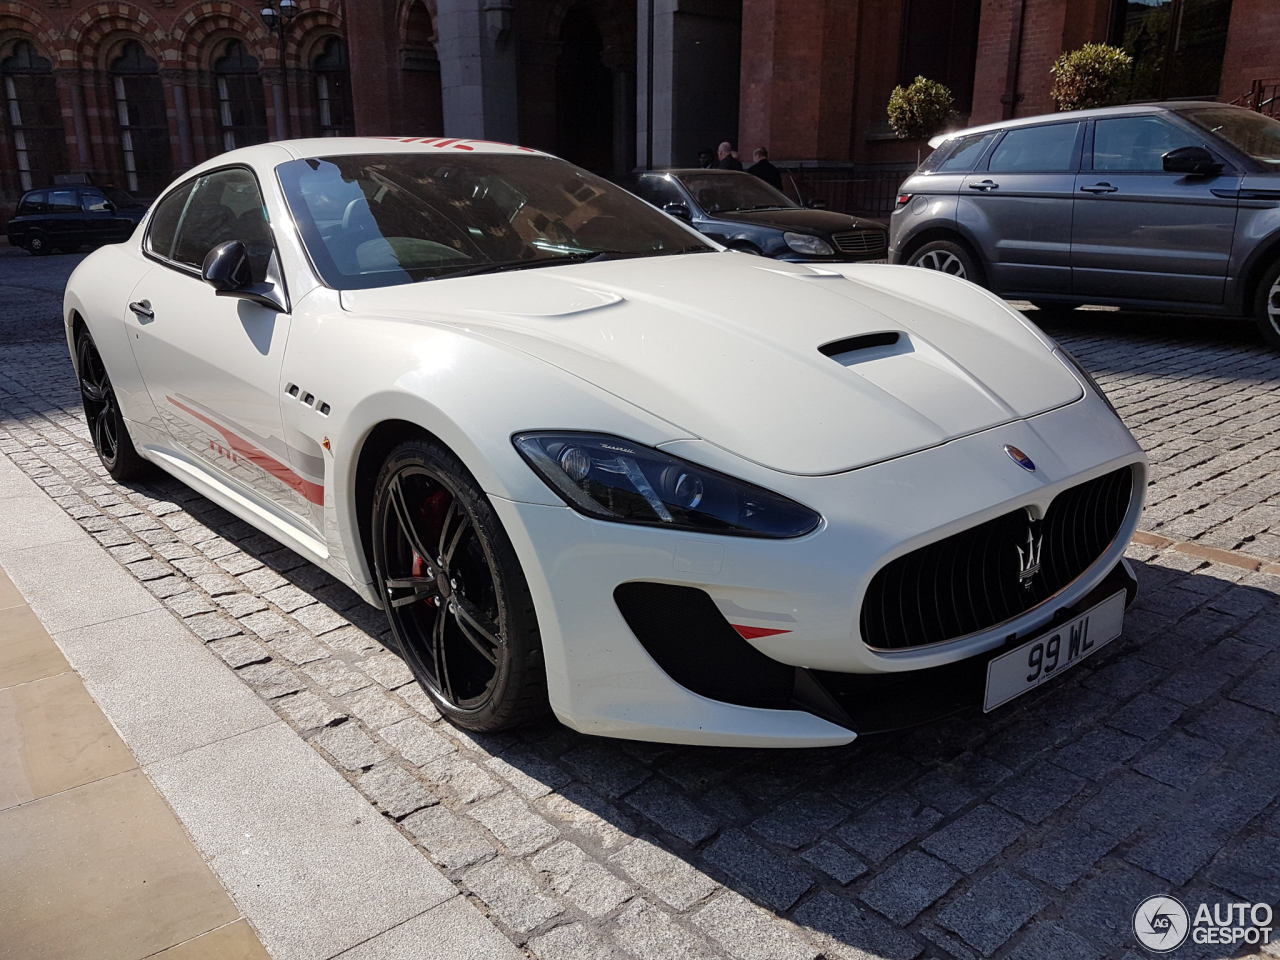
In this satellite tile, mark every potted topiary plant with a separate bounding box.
[1050,43,1133,111]
[887,77,956,141]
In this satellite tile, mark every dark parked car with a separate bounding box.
[629,169,888,263]
[889,103,1280,348]
[6,185,147,255]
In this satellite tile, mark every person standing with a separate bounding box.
[747,147,783,191]
[716,141,743,170]
[697,148,716,169]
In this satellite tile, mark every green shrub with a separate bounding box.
[887,77,956,140]
[1050,44,1133,111]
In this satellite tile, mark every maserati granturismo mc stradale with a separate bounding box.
[63,137,1147,747]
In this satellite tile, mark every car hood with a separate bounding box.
[709,207,883,236]
[341,256,1081,475]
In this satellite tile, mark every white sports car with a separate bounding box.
[64,138,1147,748]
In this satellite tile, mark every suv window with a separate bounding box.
[1093,116,1204,172]
[170,168,273,281]
[48,189,80,214]
[636,176,684,209]
[146,181,195,261]
[17,191,46,215]
[81,190,111,213]
[937,133,997,173]
[987,122,1080,173]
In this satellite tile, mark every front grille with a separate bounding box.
[859,466,1134,650]
[831,230,888,254]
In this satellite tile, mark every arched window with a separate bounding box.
[214,40,268,151]
[110,41,171,195]
[1,41,68,192]
[312,37,353,137]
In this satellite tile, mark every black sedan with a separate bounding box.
[628,169,888,262]
[6,185,147,255]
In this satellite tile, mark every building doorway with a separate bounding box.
[556,7,614,174]
[1111,0,1236,101]
[401,1,444,137]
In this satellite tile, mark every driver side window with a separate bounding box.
[170,168,273,281]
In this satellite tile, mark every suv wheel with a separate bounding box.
[906,239,980,284]
[27,232,50,256]
[1254,258,1280,350]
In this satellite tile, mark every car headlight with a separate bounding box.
[783,232,834,257]
[512,433,821,538]
[1055,347,1121,419]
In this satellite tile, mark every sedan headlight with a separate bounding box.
[513,433,821,538]
[783,232,834,257]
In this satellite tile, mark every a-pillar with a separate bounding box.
[637,0,742,170]
[435,0,519,142]
[736,0,858,162]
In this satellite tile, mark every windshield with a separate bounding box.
[676,173,798,214]
[1177,107,1280,166]
[277,153,712,290]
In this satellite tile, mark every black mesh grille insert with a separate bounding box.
[859,466,1134,650]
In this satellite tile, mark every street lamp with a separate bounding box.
[260,0,300,137]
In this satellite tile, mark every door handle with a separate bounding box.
[967,180,999,191]
[1080,183,1118,194]
[128,300,154,320]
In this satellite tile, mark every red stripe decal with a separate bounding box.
[732,625,792,640]
[433,138,460,148]
[167,397,324,505]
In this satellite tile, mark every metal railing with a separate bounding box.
[775,163,916,221]
[1231,79,1280,117]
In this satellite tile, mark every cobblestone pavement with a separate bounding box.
[2,258,1278,958]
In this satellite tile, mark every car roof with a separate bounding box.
[657,169,753,177]
[925,100,1242,148]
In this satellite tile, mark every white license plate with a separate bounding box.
[983,591,1126,712]
[865,258,888,264]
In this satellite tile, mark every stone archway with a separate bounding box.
[555,6,614,173]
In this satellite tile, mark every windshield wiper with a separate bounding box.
[430,252,604,281]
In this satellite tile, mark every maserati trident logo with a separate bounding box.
[1004,444,1036,471]
[1015,522,1043,590]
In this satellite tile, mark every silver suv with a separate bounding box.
[889,103,1280,348]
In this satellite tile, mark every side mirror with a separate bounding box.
[201,240,286,311]
[202,240,252,291]
[805,199,827,209]
[663,202,692,221]
[1163,145,1222,176]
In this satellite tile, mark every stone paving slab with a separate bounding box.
[1,307,1278,959]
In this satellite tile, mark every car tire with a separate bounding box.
[906,239,981,284]
[27,232,50,256]
[1253,258,1280,351]
[371,438,548,732]
[75,331,152,481]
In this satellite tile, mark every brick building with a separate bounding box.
[0,0,1274,215]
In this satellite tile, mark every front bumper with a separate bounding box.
[490,391,1145,747]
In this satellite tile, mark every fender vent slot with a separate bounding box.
[819,332,900,358]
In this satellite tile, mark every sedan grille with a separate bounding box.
[859,466,1134,650]
[831,230,888,254]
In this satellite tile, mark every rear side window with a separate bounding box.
[937,133,997,172]
[47,189,79,213]
[18,191,46,215]
[146,181,195,260]
[987,123,1080,173]
[1093,116,1203,172]
[81,191,111,212]
[171,168,272,281]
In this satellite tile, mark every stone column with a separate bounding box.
[163,69,195,169]
[59,70,93,170]
[435,0,519,141]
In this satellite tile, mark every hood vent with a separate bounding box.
[819,331,902,362]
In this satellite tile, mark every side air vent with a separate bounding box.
[819,332,900,358]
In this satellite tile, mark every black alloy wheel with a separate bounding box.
[372,439,547,731]
[76,332,150,480]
